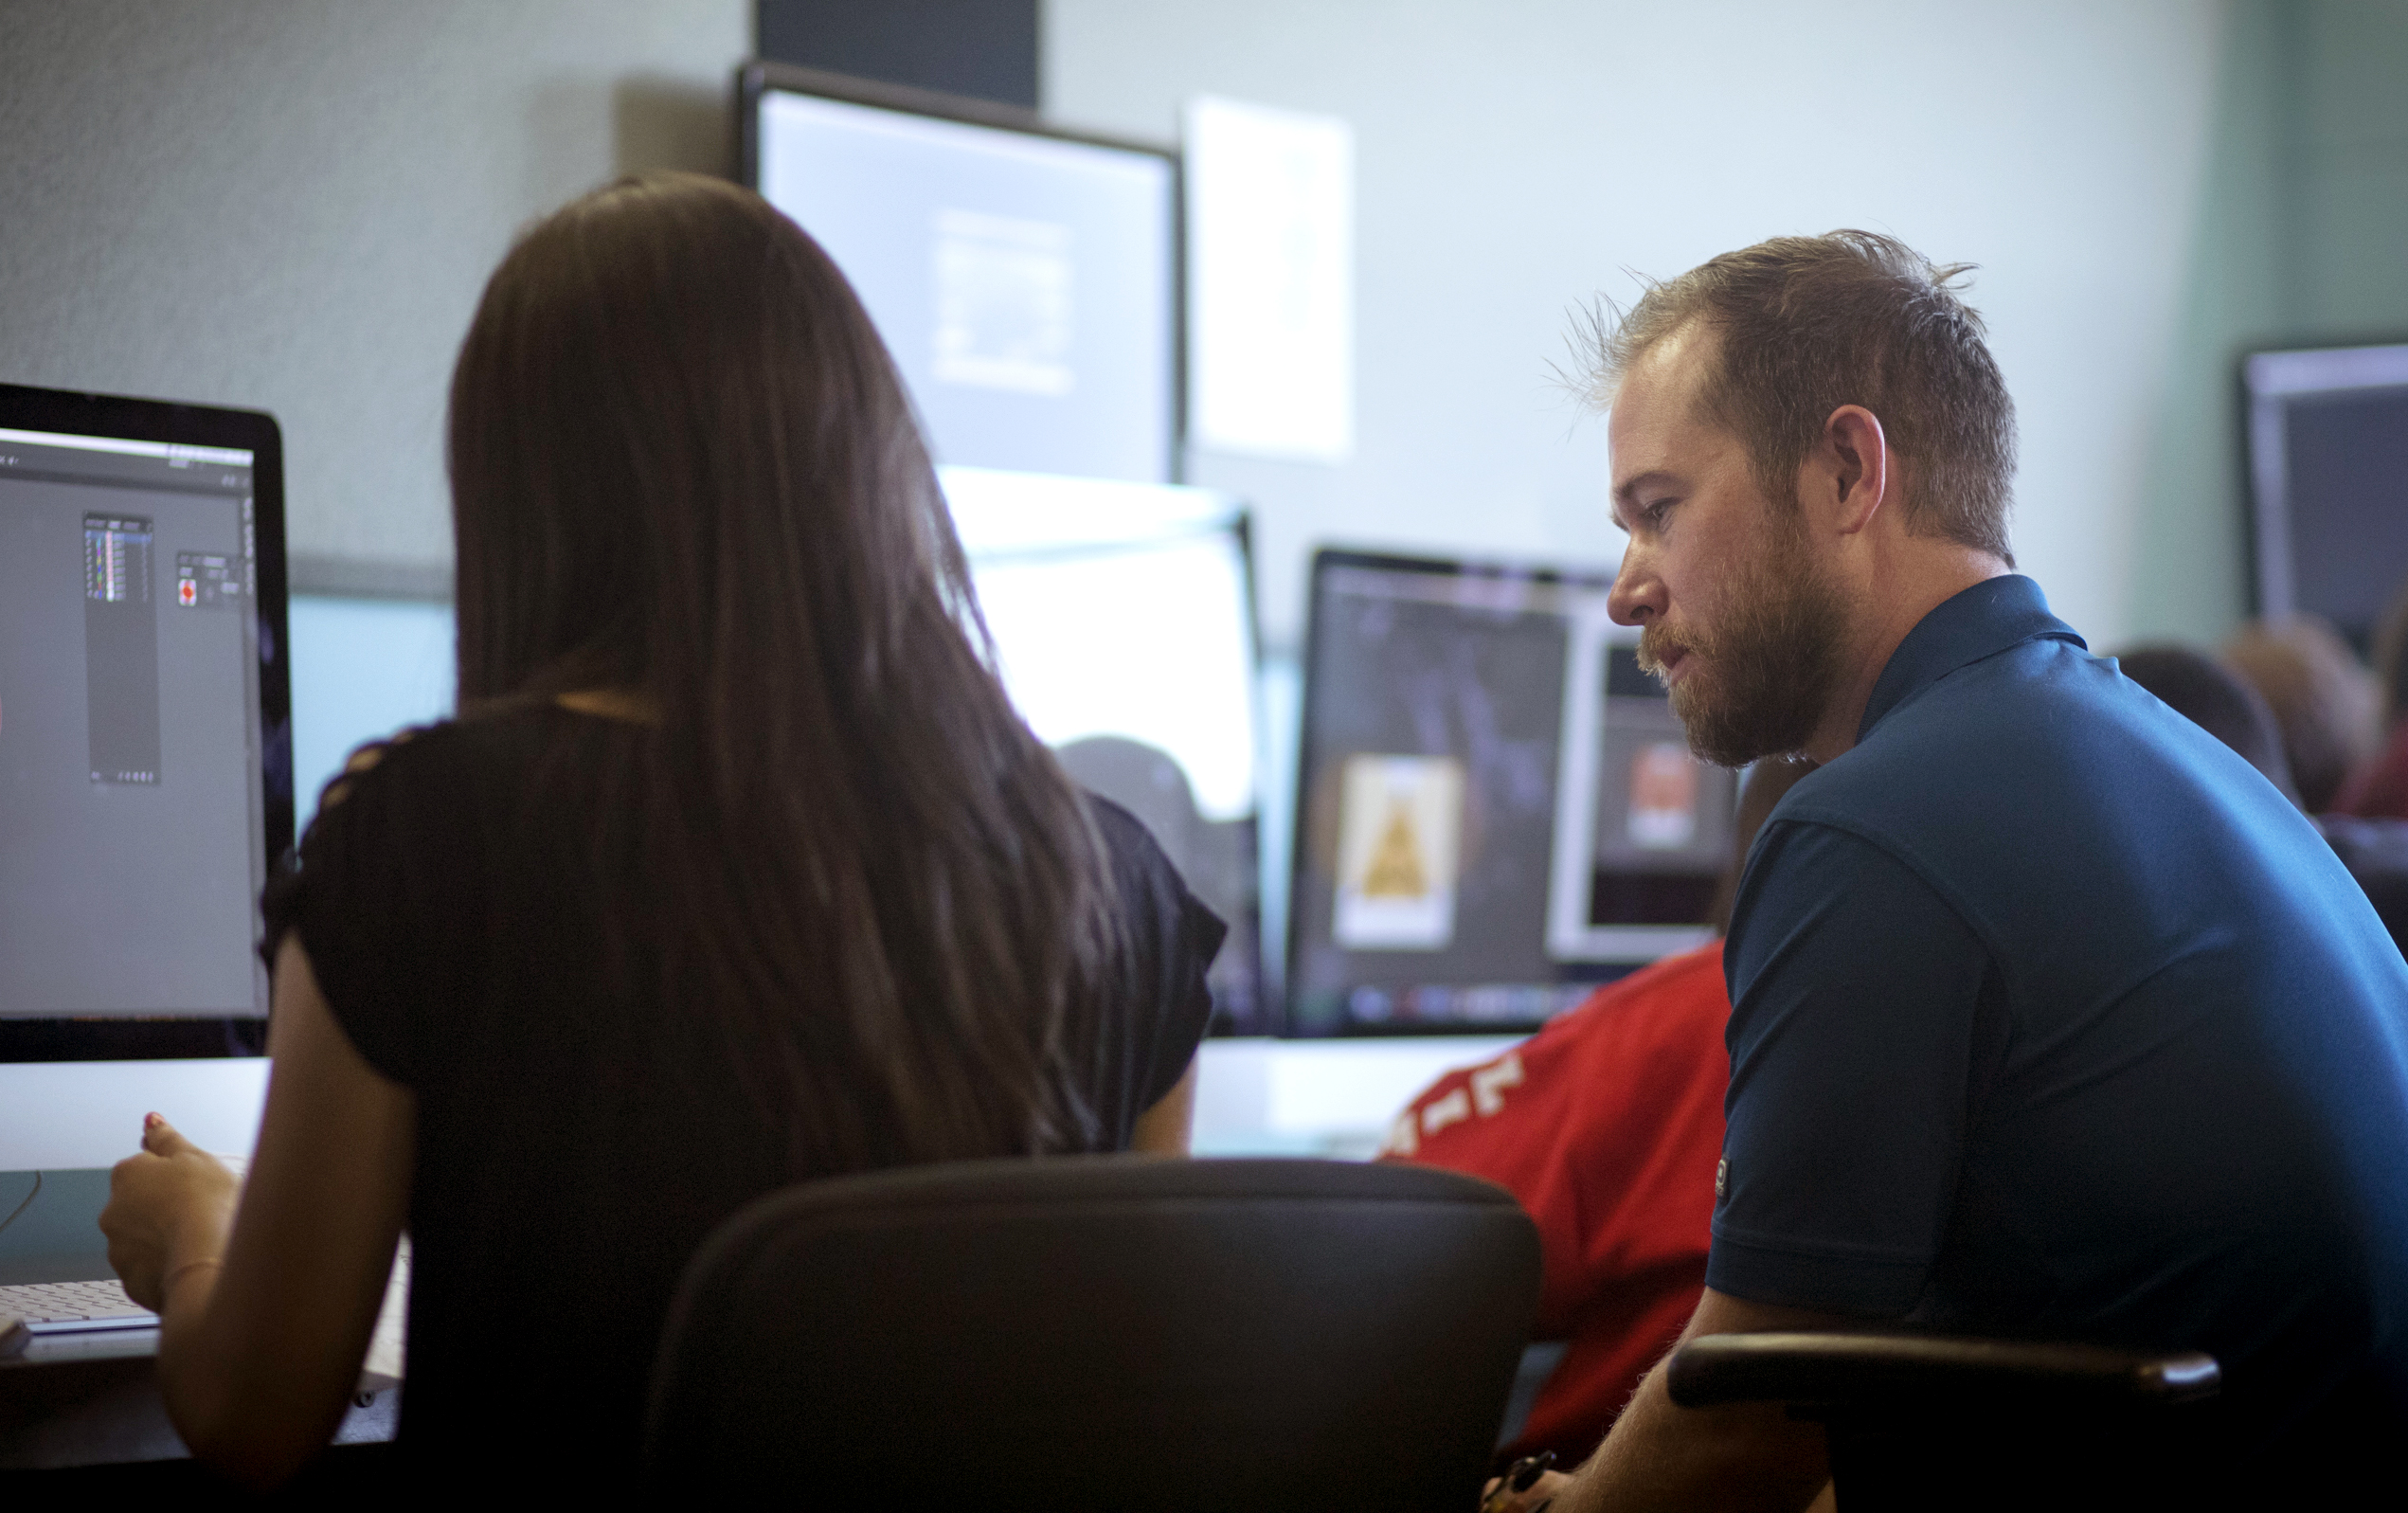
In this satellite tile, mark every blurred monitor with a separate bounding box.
[941,466,1264,1031]
[745,63,1177,484]
[2245,342,2408,653]
[1286,549,1736,1036]
[0,382,292,1162]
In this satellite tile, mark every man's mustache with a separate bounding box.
[1636,625,1692,681]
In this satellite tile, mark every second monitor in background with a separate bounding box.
[2243,341,2408,654]
[942,467,1264,1032]
[1288,549,1735,1036]
[746,64,1177,486]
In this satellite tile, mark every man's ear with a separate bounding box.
[1810,405,1889,536]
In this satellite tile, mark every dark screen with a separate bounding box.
[2283,385,2408,650]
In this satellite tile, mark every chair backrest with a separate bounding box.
[643,1155,1541,1511]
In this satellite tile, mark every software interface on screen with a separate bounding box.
[755,85,1176,484]
[1288,553,1736,1036]
[0,425,269,1024]
[942,466,1264,1028]
[2247,346,2408,652]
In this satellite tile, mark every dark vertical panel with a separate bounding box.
[755,0,1039,109]
[83,512,162,786]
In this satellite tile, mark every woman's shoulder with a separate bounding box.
[306,703,593,819]
[1083,791,1159,868]
[1082,791,1229,988]
[309,719,457,815]
[1073,792,1226,1131]
[298,707,598,877]
[1085,795,1200,913]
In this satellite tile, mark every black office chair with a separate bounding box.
[1666,1330,2220,1512]
[643,1155,1542,1511]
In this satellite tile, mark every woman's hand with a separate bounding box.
[99,1113,240,1311]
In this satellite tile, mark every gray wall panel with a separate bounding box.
[0,0,747,591]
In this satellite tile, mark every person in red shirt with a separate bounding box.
[1379,757,1811,1464]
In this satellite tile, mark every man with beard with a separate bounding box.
[1494,233,2408,1513]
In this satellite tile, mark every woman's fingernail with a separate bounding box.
[144,1112,161,1128]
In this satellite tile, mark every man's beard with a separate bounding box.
[1637,528,1847,768]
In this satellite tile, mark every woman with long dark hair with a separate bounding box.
[99,173,1223,1487]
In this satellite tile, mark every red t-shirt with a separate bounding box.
[1378,944,1729,1461]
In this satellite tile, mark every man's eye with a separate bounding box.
[1644,499,1675,527]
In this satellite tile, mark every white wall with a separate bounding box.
[1047,0,2230,652]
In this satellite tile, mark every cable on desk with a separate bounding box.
[0,1172,43,1238]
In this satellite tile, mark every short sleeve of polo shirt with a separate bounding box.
[1710,818,1998,1317]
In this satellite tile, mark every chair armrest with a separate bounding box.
[1665,1331,2219,1414]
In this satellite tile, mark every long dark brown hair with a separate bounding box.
[446,171,1119,1170]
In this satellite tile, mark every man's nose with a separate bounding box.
[1608,551,1663,627]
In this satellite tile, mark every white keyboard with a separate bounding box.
[0,1278,158,1353]
[0,1244,408,1381]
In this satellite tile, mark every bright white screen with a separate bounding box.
[759,91,1175,483]
[942,467,1256,820]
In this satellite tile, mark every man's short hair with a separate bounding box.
[1585,230,2018,564]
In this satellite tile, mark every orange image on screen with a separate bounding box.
[1628,742,1699,849]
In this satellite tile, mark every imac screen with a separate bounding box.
[1286,550,1735,1036]
[0,398,285,1057]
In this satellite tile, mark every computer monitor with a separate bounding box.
[2244,342,2408,653]
[0,383,290,1164]
[941,466,1264,1031]
[1285,549,1737,1036]
[744,63,1178,484]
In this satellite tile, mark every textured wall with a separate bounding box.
[0,0,748,592]
[2129,0,2408,647]
[2288,1,2408,344]
[1047,0,2230,650]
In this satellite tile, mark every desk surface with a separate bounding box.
[0,1331,397,1469]
[0,1169,409,1469]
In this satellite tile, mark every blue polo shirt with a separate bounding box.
[1715,575,2408,1444]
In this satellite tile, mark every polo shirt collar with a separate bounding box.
[1858,574,2086,742]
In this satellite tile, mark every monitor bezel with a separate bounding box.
[0,382,291,1061]
[2240,340,2408,630]
[736,60,1186,487]
[1285,547,1623,1038]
